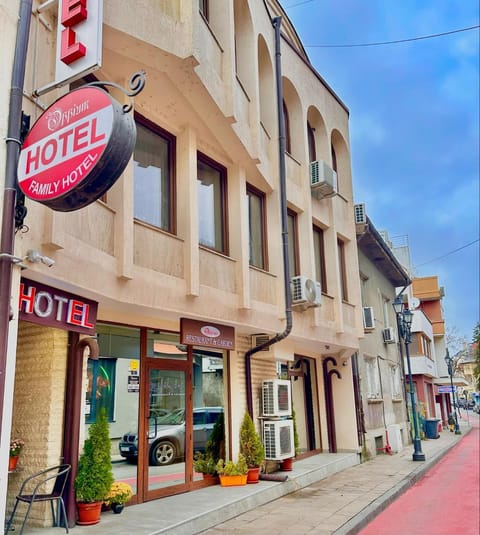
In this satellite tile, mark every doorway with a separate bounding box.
[290,356,321,454]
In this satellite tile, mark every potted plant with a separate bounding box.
[239,412,265,484]
[104,481,133,514]
[281,409,299,471]
[74,408,114,525]
[9,438,25,471]
[215,454,248,487]
[193,452,218,481]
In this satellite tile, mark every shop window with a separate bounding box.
[197,154,227,254]
[134,115,175,232]
[247,185,267,270]
[86,358,116,423]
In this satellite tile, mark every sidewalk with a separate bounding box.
[21,417,474,535]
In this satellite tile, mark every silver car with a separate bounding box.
[119,407,223,466]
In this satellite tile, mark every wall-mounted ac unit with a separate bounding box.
[363,306,375,330]
[291,276,321,307]
[251,333,270,351]
[263,419,295,460]
[354,203,366,225]
[310,160,336,199]
[382,327,396,344]
[262,379,292,418]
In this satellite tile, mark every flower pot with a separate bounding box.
[280,457,294,471]
[111,503,125,514]
[219,474,247,487]
[247,466,261,484]
[76,501,102,525]
[202,473,219,483]
[8,456,19,472]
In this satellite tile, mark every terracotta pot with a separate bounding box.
[247,466,260,484]
[202,473,219,483]
[76,501,102,525]
[8,456,19,472]
[111,503,125,514]
[280,457,294,471]
[219,474,248,487]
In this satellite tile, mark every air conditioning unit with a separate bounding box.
[382,327,396,344]
[251,333,270,351]
[310,160,336,199]
[263,419,295,460]
[354,203,366,225]
[262,379,292,417]
[363,306,375,330]
[291,276,321,307]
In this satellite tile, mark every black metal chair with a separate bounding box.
[5,464,71,535]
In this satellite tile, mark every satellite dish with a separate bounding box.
[409,297,420,310]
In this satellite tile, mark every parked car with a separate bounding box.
[119,406,223,466]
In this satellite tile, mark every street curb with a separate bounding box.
[333,426,472,535]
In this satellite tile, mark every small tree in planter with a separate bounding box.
[239,412,265,483]
[216,454,248,486]
[74,408,114,525]
[193,452,218,480]
[281,408,299,471]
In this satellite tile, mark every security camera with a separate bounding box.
[25,249,55,267]
[41,255,55,267]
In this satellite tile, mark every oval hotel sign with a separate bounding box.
[18,86,136,212]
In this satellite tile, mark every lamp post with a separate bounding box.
[393,297,425,461]
[445,349,461,435]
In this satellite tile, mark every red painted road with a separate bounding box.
[359,416,480,535]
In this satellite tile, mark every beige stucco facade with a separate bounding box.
[1,0,364,527]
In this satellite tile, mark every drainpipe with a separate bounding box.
[0,0,33,441]
[245,16,292,417]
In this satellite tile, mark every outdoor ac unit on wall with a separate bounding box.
[354,203,367,225]
[262,379,292,418]
[291,276,321,308]
[363,306,375,330]
[263,419,295,460]
[310,160,336,199]
[382,327,396,344]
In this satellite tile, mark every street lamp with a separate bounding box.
[393,297,426,461]
[444,349,461,435]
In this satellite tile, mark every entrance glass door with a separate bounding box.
[145,366,188,497]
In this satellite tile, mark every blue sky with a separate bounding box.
[280,0,480,342]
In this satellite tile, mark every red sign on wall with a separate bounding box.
[18,86,135,211]
[18,278,97,335]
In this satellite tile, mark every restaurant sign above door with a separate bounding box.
[180,318,235,350]
[18,278,98,335]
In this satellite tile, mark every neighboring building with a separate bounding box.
[1,1,363,529]
[410,276,467,425]
[355,204,410,458]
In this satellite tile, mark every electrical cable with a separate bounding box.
[304,25,480,48]
[415,238,479,268]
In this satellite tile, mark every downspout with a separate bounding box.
[245,16,292,417]
[0,0,33,438]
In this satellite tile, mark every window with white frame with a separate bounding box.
[365,356,381,399]
[391,365,403,400]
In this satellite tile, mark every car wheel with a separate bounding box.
[150,440,176,466]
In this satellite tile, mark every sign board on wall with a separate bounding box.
[36,0,103,95]
[18,86,136,211]
[180,318,235,350]
[18,278,98,335]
